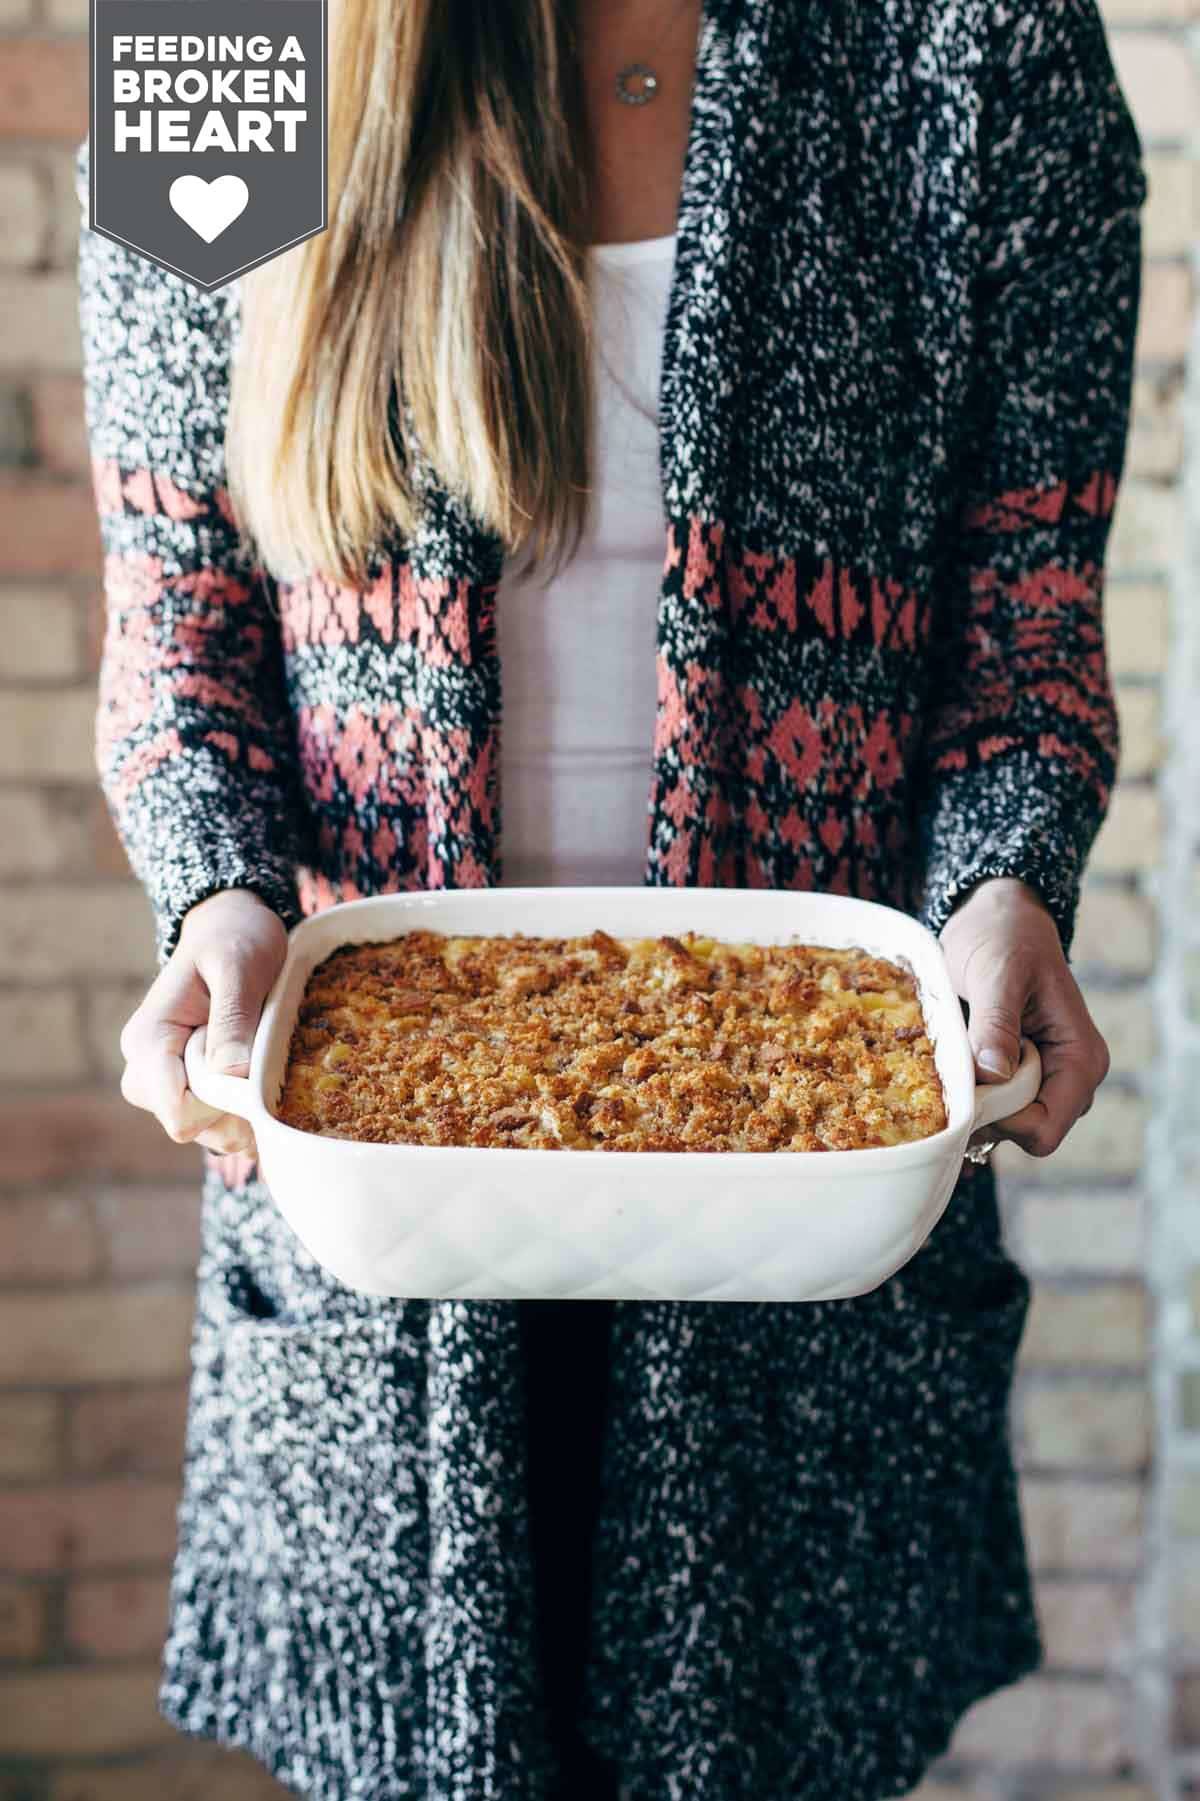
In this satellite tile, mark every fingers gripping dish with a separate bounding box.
[276,930,948,1152]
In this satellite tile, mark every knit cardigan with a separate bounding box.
[76,0,1145,1796]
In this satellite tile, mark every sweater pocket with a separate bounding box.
[207,1308,432,1772]
[161,1229,435,1789]
[220,1308,428,1594]
[754,1187,1038,1786]
[187,1284,554,1801]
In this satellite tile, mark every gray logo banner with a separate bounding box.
[90,0,327,291]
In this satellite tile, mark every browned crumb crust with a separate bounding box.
[274,930,948,1153]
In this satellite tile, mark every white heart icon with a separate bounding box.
[168,174,249,244]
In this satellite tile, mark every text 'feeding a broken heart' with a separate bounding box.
[89,1,327,289]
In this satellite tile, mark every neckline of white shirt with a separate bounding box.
[587,230,678,266]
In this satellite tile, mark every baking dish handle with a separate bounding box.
[183,1024,256,1121]
[970,1035,1042,1134]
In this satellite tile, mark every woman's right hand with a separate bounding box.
[118,887,289,1155]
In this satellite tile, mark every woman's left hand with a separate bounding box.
[938,875,1111,1159]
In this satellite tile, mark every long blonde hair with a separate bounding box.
[226,0,595,589]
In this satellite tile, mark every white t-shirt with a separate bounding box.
[496,231,678,886]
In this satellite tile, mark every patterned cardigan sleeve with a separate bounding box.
[76,138,309,965]
[913,0,1148,958]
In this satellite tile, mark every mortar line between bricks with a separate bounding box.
[1017,1469,1147,1482]
[0,867,151,885]
[1006,1171,1149,1189]
[14,1650,172,1672]
[0,1397,191,1411]
[0,1562,175,1581]
[1020,1366,1152,1380]
[0,1278,196,1296]
[1012,1270,1150,1286]
[0,1381,194,1399]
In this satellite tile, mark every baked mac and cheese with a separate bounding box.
[275,929,947,1152]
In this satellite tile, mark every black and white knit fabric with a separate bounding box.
[75,0,1145,1792]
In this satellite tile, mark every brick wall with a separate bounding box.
[0,0,1192,1795]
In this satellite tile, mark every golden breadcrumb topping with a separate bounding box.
[274,930,947,1153]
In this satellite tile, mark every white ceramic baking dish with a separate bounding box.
[183,887,1040,1302]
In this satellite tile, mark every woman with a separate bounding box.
[77,0,1144,1793]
